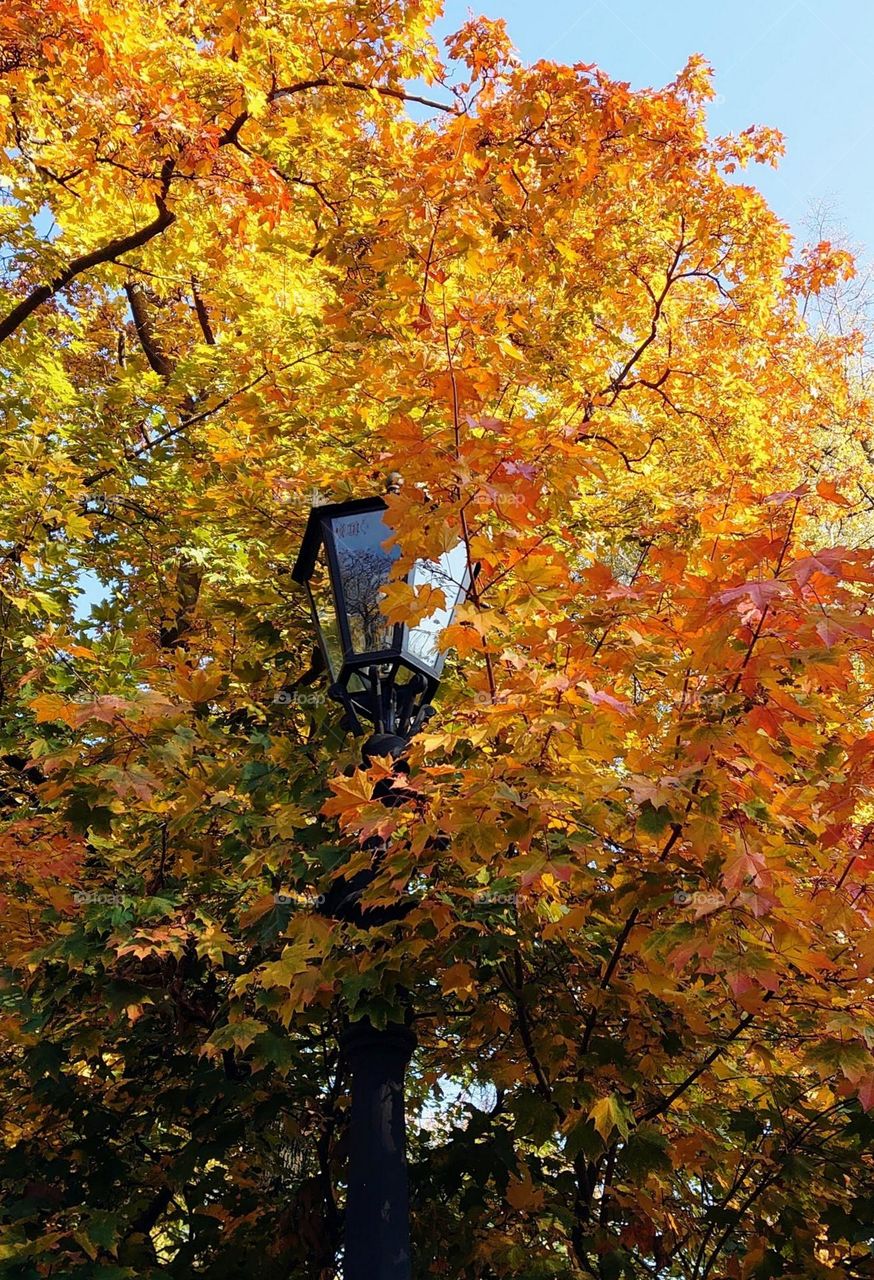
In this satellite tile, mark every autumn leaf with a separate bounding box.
[589,1094,633,1143]
[816,478,852,506]
[29,693,77,726]
[321,770,376,820]
[441,962,477,999]
[379,579,447,627]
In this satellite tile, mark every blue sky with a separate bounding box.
[437,0,874,256]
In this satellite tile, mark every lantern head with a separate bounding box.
[292,496,470,738]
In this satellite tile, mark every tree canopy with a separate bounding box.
[2,2,874,1277]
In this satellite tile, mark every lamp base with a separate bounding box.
[362,732,409,763]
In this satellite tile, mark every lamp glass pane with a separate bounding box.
[306,553,343,678]
[329,507,400,655]
[403,540,469,671]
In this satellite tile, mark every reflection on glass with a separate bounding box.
[307,554,343,677]
[404,540,469,671]
[329,508,400,654]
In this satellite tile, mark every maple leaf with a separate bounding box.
[505,1175,546,1211]
[71,695,130,726]
[379,579,447,627]
[816,617,845,647]
[202,1019,269,1058]
[816,479,851,506]
[628,775,679,808]
[196,921,235,964]
[321,770,376,820]
[722,837,768,891]
[715,580,791,614]
[857,1075,874,1112]
[29,693,77,726]
[763,484,809,505]
[581,681,632,717]
[589,1094,633,1143]
[441,962,477,999]
[792,546,848,587]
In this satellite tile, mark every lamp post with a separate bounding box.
[291,491,470,1280]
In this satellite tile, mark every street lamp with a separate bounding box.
[292,490,470,1280]
[292,494,470,747]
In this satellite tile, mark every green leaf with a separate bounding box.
[252,1030,298,1073]
[637,802,673,836]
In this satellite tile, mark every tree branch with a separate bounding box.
[500,954,563,1118]
[697,1102,845,1278]
[0,162,176,346]
[600,223,687,404]
[82,345,334,486]
[190,276,216,345]
[124,279,175,377]
[219,78,455,147]
[637,1007,762,1123]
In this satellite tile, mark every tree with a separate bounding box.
[2,2,874,1276]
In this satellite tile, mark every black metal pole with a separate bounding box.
[341,1019,417,1280]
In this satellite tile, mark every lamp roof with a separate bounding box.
[291,495,388,585]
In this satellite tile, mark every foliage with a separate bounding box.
[2,2,874,1276]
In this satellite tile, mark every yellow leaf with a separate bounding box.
[322,770,375,818]
[29,693,77,726]
[175,667,223,705]
[589,1093,632,1143]
[196,921,235,963]
[379,579,447,627]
